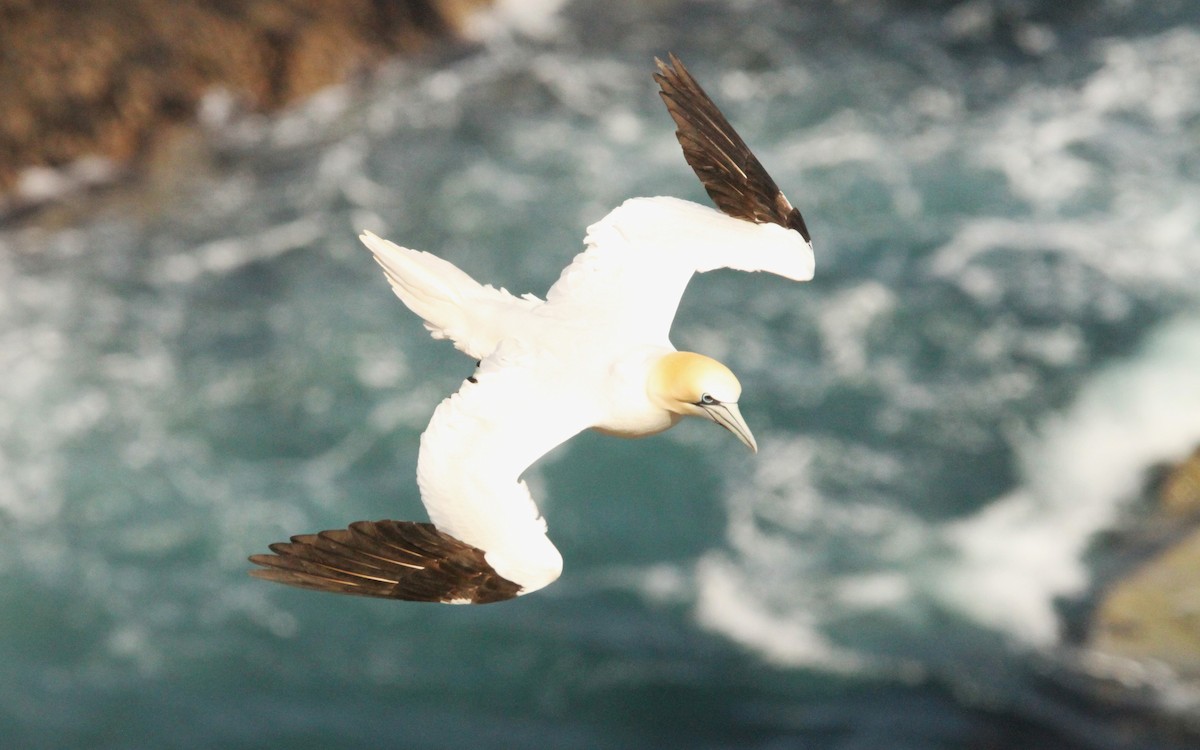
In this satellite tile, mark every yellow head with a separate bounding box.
[648,352,757,452]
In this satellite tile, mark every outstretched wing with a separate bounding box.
[654,53,812,242]
[249,520,522,604]
[250,352,597,602]
[545,196,813,346]
[542,58,814,346]
[413,348,601,593]
[361,230,542,361]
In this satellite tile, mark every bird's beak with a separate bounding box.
[701,402,758,453]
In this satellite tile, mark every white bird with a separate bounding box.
[249,54,815,604]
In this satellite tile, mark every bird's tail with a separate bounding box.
[360,231,538,360]
[249,520,523,604]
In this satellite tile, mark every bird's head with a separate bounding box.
[649,351,757,452]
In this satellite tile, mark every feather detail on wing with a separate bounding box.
[249,520,522,603]
[654,53,812,243]
[360,230,542,360]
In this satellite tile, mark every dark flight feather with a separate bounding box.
[249,520,522,604]
[654,53,812,243]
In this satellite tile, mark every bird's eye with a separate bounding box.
[699,393,717,406]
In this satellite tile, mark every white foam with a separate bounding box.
[1083,29,1200,127]
[926,30,1200,303]
[940,316,1200,643]
[694,553,869,672]
[14,156,119,205]
[460,0,568,42]
[152,217,323,283]
[690,435,931,671]
[817,282,895,378]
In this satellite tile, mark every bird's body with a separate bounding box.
[250,55,815,603]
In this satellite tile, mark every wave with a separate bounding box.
[691,313,1200,675]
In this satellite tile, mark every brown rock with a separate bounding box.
[1089,526,1200,677]
[1087,445,1200,678]
[1160,446,1200,518]
[0,0,491,204]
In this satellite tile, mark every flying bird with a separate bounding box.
[249,54,814,604]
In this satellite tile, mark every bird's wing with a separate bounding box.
[248,520,523,604]
[250,351,595,602]
[545,196,812,345]
[361,231,542,360]
[542,56,814,345]
[412,347,599,593]
[654,53,812,241]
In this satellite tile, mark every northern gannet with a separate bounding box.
[249,54,814,604]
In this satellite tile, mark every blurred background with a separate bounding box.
[2,0,1200,747]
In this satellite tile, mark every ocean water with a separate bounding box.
[3,0,1200,747]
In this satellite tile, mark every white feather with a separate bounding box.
[360,230,541,360]
[546,197,814,344]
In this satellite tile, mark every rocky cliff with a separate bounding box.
[0,0,487,207]
[1088,447,1200,678]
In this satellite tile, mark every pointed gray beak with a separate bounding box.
[700,402,758,453]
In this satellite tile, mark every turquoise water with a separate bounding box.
[3,0,1200,747]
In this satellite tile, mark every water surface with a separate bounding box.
[3,1,1200,747]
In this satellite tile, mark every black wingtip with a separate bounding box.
[249,520,523,604]
[654,52,812,244]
